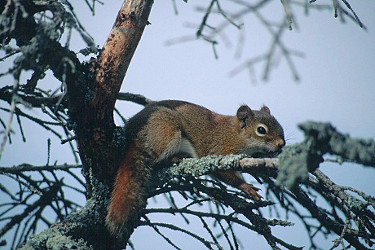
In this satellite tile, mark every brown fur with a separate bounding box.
[106,100,285,237]
[106,140,150,236]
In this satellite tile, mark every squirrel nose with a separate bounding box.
[276,139,285,151]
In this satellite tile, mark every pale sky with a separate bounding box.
[1,1,374,249]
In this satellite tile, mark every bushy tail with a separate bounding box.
[106,142,150,237]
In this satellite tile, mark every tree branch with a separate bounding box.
[0,163,81,174]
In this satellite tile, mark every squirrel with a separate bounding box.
[106,100,285,237]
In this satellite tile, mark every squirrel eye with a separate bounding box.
[256,125,267,136]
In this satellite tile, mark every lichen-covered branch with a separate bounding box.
[277,122,375,189]
[299,122,375,168]
[275,122,375,248]
[2,121,374,249]
[156,154,278,184]
[0,163,82,173]
[150,121,375,249]
[1,1,373,250]
[0,0,92,159]
[0,164,86,249]
[1,1,154,248]
[18,177,110,250]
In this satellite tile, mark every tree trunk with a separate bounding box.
[65,0,154,248]
[75,0,154,187]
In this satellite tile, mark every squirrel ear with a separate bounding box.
[260,105,271,115]
[236,105,254,128]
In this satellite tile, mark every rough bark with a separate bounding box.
[3,1,374,249]
[16,0,155,248]
[74,0,154,190]
[72,1,154,247]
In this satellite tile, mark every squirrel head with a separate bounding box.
[236,105,285,157]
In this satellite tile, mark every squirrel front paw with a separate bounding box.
[239,183,263,201]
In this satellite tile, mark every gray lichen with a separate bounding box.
[217,154,244,170]
[19,227,92,250]
[299,122,375,167]
[18,121,375,249]
[18,173,110,250]
[156,154,245,185]
[276,121,375,189]
[275,142,313,189]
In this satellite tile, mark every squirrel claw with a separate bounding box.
[239,183,263,201]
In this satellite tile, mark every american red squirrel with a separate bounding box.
[106,100,285,237]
